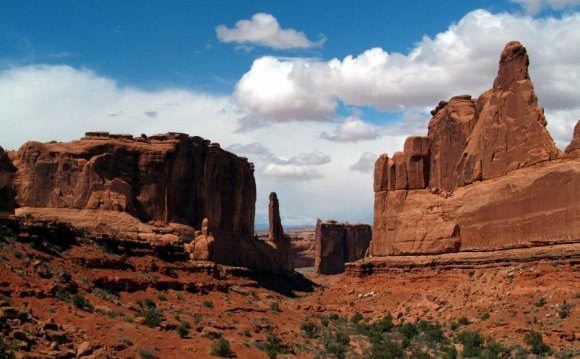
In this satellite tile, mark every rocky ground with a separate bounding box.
[1,216,578,359]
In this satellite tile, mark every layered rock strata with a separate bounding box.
[1,132,291,270]
[371,41,579,256]
[315,220,371,274]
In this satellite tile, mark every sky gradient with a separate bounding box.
[1,0,579,226]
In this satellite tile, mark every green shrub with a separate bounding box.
[534,297,547,307]
[458,316,469,325]
[203,300,214,308]
[270,301,280,312]
[479,312,490,321]
[329,313,344,321]
[441,345,458,359]
[325,331,350,359]
[158,294,167,301]
[260,332,288,359]
[457,330,484,357]
[410,351,431,359]
[138,307,163,328]
[351,312,364,324]
[401,322,418,339]
[524,331,551,355]
[72,294,94,311]
[300,321,319,338]
[177,322,190,338]
[559,302,572,319]
[420,321,445,343]
[479,340,509,359]
[374,314,394,333]
[138,298,156,309]
[210,337,233,357]
[369,339,404,359]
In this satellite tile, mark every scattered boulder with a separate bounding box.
[76,341,92,358]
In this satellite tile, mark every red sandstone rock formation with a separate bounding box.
[0,146,16,213]
[428,95,476,192]
[371,41,579,256]
[314,219,371,274]
[565,120,580,155]
[1,132,291,270]
[268,192,294,271]
[185,218,215,261]
[455,41,560,186]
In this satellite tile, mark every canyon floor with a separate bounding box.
[0,218,578,359]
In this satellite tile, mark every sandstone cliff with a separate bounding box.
[1,132,291,270]
[565,120,580,155]
[315,220,371,274]
[0,146,16,213]
[371,41,579,256]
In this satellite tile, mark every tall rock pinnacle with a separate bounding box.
[455,41,560,185]
[268,192,294,271]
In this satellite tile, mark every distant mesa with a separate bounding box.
[0,132,290,271]
[370,41,579,257]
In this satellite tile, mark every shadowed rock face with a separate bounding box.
[371,41,579,256]
[314,220,371,274]
[0,146,16,213]
[1,132,291,270]
[268,192,294,271]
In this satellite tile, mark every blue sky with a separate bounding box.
[1,0,579,226]
[1,0,530,95]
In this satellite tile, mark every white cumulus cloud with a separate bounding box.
[321,117,381,142]
[233,10,580,147]
[216,13,325,50]
[234,56,336,127]
[262,163,323,181]
[349,152,378,173]
[285,151,331,165]
[226,142,271,156]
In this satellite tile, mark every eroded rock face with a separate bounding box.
[185,218,215,261]
[565,120,580,155]
[428,95,476,192]
[371,41,579,256]
[12,133,256,239]
[1,132,291,270]
[456,41,560,186]
[314,220,371,274]
[0,146,16,213]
